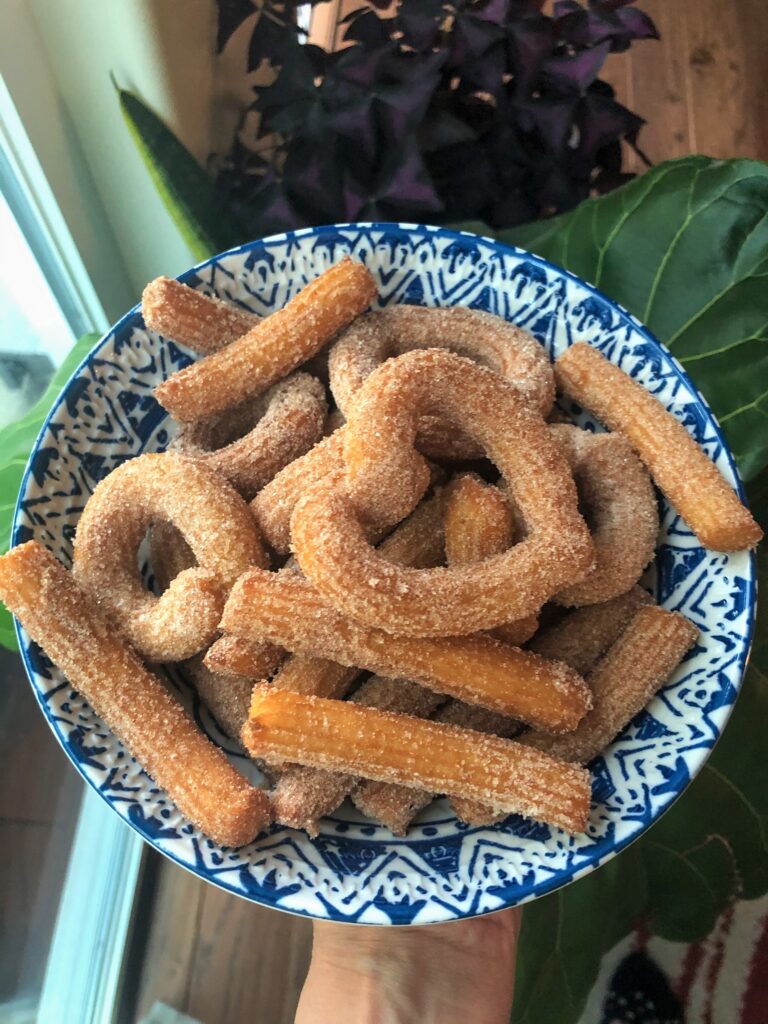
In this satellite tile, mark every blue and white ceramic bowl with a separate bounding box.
[13,224,756,925]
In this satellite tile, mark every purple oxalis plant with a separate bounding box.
[216,0,657,235]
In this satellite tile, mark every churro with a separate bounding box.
[0,542,270,847]
[142,276,256,354]
[549,424,658,605]
[74,452,266,662]
[173,373,326,499]
[443,473,539,643]
[555,342,762,551]
[182,655,254,741]
[244,687,591,833]
[220,569,591,731]
[271,676,444,834]
[528,585,652,674]
[203,634,285,680]
[523,604,699,764]
[328,306,554,457]
[154,258,376,422]
[250,427,443,557]
[293,350,593,636]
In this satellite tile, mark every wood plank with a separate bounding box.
[185,883,312,1024]
[684,0,768,162]
[624,1,694,171]
[130,853,207,1021]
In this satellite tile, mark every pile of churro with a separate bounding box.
[0,257,761,848]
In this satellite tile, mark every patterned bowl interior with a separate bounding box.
[13,224,755,925]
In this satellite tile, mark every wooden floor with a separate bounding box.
[116,3,768,1022]
[0,651,82,1006]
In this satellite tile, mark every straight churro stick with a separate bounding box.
[522,604,698,764]
[450,588,655,826]
[354,475,531,832]
[354,700,526,835]
[376,488,446,567]
[528,585,652,675]
[142,276,257,354]
[270,655,359,700]
[244,687,591,833]
[0,542,269,847]
[268,496,449,832]
[555,343,762,551]
[155,258,377,423]
[271,677,444,834]
[221,569,591,731]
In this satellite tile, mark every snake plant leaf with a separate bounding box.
[116,85,240,262]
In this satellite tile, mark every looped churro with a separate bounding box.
[142,276,257,355]
[74,452,267,662]
[154,258,376,423]
[328,306,554,458]
[172,372,326,499]
[0,542,270,847]
[293,350,593,636]
[555,342,762,552]
[549,424,658,606]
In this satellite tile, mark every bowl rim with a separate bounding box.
[11,221,758,924]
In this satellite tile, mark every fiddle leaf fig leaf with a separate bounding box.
[500,156,768,480]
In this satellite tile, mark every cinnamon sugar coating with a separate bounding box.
[0,542,270,847]
[270,676,444,834]
[528,586,652,675]
[173,373,326,499]
[142,276,257,354]
[555,343,762,552]
[244,687,591,833]
[549,424,659,606]
[154,258,376,422]
[328,306,554,457]
[522,605,699,764]
[292,350,594,636]
[74,452,266,662]
[221,569,591,732]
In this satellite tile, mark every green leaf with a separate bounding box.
[497,156,768,480]
[0,333,99,650]
[513,603,768,1023]
[115,85,240,262]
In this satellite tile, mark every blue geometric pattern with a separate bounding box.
[12,224,756,925]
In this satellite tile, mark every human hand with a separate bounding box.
[295,906,521,1024]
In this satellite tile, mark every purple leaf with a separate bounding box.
[507,17,557,93]
[451,12,506,65]
[613,8,660,41]
[553,0,583,16]
[541,39,612,94]
[373,147,444,210]
[473,0,511,23]
[589,0,637,9]
[514,95,578,152]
